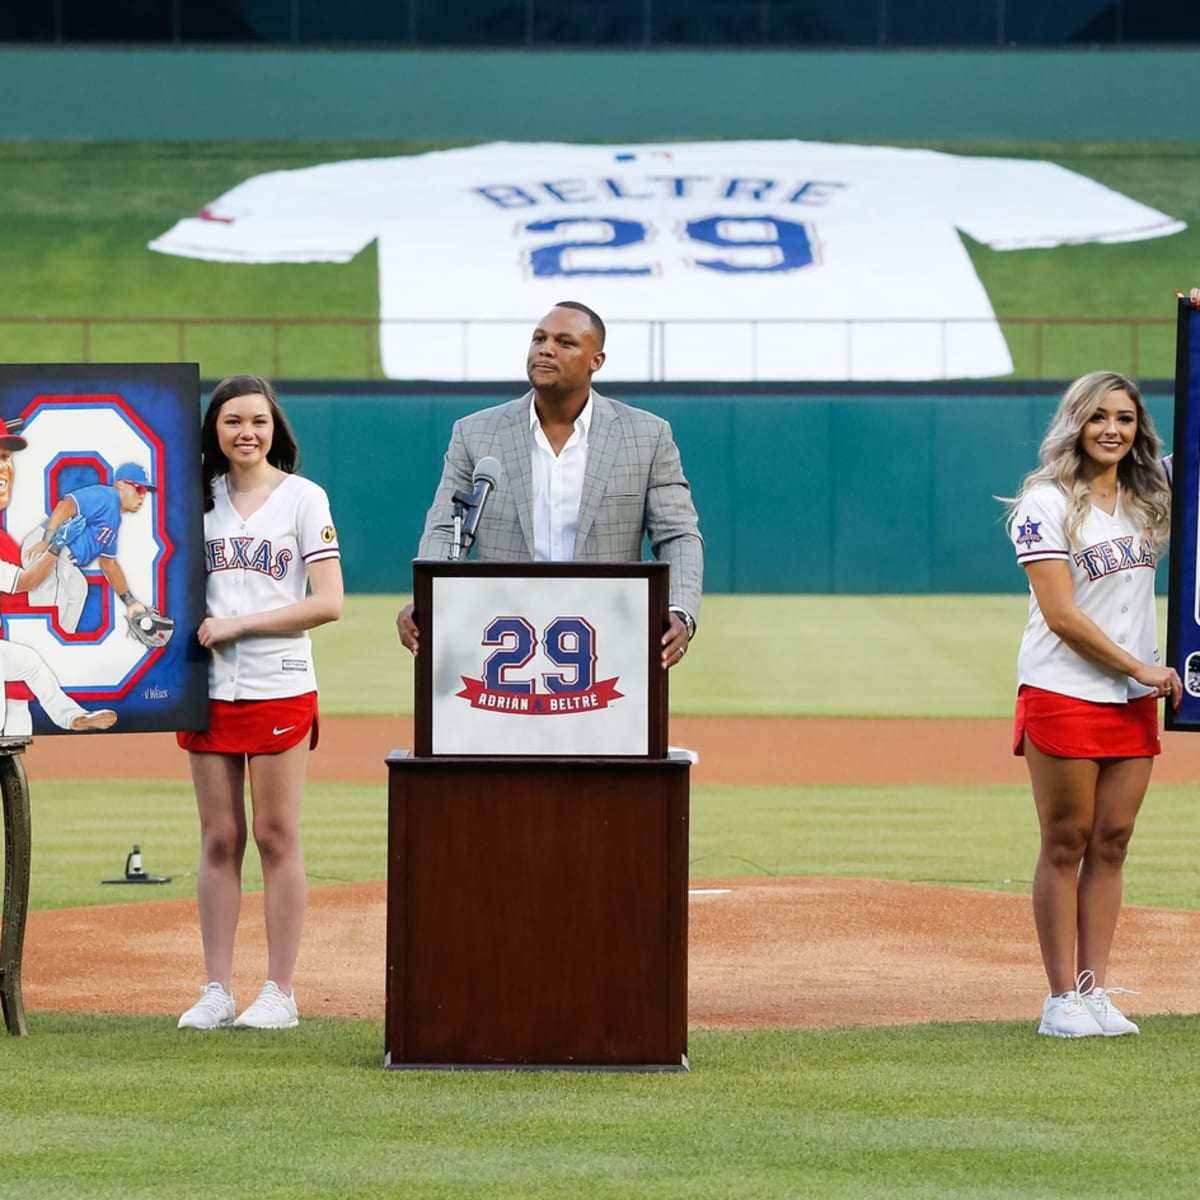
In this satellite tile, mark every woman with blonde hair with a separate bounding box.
[1008,369,1179,1038]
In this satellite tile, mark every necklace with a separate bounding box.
[229,477,272,495]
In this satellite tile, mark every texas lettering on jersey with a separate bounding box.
[205,536,293,579]
[1073,536,1157,581]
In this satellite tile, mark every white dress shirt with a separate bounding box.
[530,393,593,561]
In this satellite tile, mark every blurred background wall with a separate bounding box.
[280,382,1176,595]
[2,45,1197,141]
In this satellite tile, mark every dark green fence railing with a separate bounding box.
[0,315,1176,385]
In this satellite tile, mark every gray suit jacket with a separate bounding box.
[417,391,704,617]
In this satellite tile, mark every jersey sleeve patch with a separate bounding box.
[1015,516,1041,547]
[1011,491,1069,563]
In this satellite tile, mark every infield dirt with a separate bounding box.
[20,716,1200,1028]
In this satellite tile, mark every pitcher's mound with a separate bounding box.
[22,877,1200,1028]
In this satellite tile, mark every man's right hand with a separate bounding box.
[396,602,419,655]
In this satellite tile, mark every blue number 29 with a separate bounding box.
[526,218,652,277]
[481,615,596,694]
[523,214,813,277]
[685,216,813,273]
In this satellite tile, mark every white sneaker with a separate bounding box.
[1079,976,1140,1037]
[1038,990,1103,1038]
[178,982,235,1030]
[234,981,299,1029]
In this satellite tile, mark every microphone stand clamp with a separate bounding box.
[449,489,476,561]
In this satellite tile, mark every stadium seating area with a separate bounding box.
[4,0,1198,47]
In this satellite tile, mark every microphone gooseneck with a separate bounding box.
[451,456,503,558]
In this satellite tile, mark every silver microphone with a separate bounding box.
[460,456,502,551]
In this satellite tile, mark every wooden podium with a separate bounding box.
[385,562,689,1071]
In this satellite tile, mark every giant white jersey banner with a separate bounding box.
[150,140,1185,382]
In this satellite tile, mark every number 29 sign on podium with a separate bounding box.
[414,560,668,757]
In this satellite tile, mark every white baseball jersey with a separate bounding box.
[148,139,1184,383]
[0,559,95,733]
[1011,484,1159,703]
[203,474,340,701]
[0,558,22,595]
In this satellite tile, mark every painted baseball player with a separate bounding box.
[176,374,343,1033]
[0,420,117,733]
[23,461,160,636]
[1008,370,1177,1040]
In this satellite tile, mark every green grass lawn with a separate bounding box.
[9,591,1200,1198]
[4,1016,1200,1200]
[0,138,1196,381]
[26,777,1200,913]
[314,591,1077,719]
[315,592,1184,719]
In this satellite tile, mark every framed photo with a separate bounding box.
[1167,298,1200,730]
[0,364,207,736]
[413,561,668,757]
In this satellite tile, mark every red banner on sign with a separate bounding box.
[456,676,624,715]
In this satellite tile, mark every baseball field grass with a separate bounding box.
[313,593,1035,719]
[24,776,1200,913]
[0,138,1197,381]
[7,1014,1200,1200]
[6,592,1200,1198]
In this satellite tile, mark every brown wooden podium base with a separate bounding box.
[0,737,32,1037]
[385,750,690,1072]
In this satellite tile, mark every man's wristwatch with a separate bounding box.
[668,606,697,641]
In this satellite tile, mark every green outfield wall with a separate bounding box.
[1,48,1196,141]
[278,383,1174,596]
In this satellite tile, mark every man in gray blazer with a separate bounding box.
[396,301,703,669]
